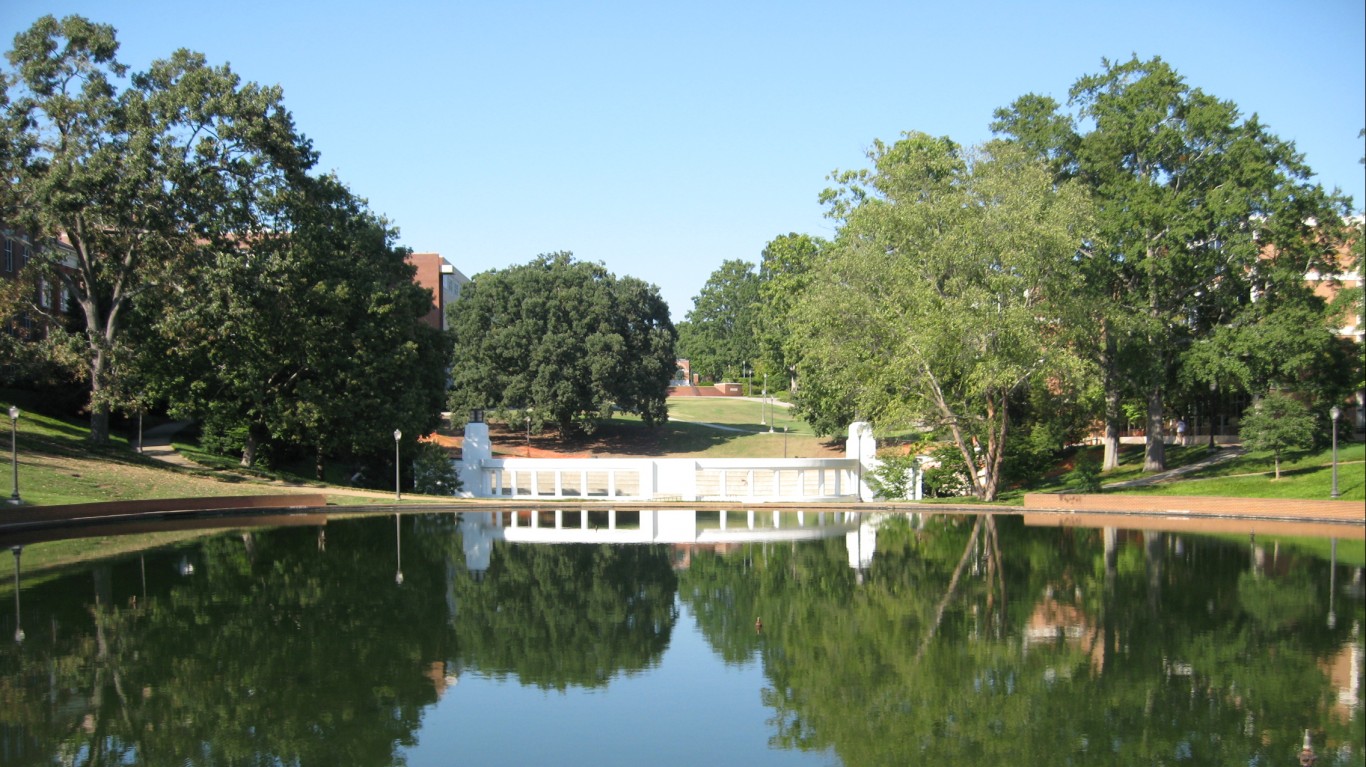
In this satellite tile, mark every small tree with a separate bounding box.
[1239,392,1315,480]
[413,442,461,495]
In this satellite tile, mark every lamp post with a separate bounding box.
[743,365,752,397]
[1329,406,1341,499]
[764,373,773,432]
[8,406,18,505]
[11,545,22,643]
[393,429,402,502]
[1208,381,1217,449]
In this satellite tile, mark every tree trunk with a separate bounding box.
[1143,383,1166,472]
[87,346,111,444]
[1101,337,1122,471]
[241,432,257,467]
[242,423,269,467]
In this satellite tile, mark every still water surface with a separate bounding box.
[2,510,1362,766]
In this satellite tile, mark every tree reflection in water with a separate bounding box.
[0,511,1360,766]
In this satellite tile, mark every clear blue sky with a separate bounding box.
[5,1,1364,321]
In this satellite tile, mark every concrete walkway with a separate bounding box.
[138,421,202,469]
[1102,447,1247,489]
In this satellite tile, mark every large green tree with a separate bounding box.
[756,232,823,390]
[1,15,315,443]
[139,174,451,477]
[446,252,675,436]
[993,56,1352,471]
[795,135,1093,501]
[675,258,762,382]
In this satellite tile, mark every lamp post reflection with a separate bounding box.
[11,545,22,643]
[1329,538,1337,630]
[394,513,404,585]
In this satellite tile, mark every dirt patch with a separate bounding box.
[435,420,682,458]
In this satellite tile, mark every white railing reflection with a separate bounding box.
[458,510,899,574]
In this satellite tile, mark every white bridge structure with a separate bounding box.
[455,419,921,502]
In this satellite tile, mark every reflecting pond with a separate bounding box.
[2,510,1363,766]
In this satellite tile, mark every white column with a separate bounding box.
[845,422,878,501]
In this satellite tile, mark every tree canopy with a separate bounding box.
[1,15,315,443]
[992,55,1354,471]
[794,135,1093,500]
[676,258,761,383]
[1,16,453,484]
[138,174,451,475]
[446,252,676,436]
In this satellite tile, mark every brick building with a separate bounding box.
[405,252,469,331]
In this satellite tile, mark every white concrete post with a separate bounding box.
[845,422,878,501]
[459,419,492,497]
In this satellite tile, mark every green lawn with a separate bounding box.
[1120,445,1364,501]
[667,397,812,434]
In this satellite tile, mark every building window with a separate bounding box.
[38,278,50,309]
[3,238,11,272]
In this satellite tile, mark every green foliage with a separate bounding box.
[449,539,678,690]
[446,252,676,436]
[755,233,824,384]
[1,15,317,443]
[676,258,761,382]
[867,450,921,500]
[921,444,971,498]
[141,174,452,475]
[1238,392,1316,479]
[794,135,1093,500]
[1000,421,1062,488]
[993,56,1352,473]
[412,441,460,495]
[1065,451,1103,493]
[1181,283,1357,414]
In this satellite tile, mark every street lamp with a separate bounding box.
[393,429,403,502]
[1208,381,1217,449]
[763,373,772,432]
[1329,406,1341,499]
[8,406,18,505]
[743,365,752,397]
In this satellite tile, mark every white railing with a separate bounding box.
[465,456,865,502]
[456,420,890,502]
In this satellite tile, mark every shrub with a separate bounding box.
[413,441,462,495]
[1065,452,1103,493]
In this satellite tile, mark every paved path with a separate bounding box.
[1102,447,1247,489]
[138,421,201,469]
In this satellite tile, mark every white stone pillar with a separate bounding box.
[845,422,878,501]
[459,419,492,497]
